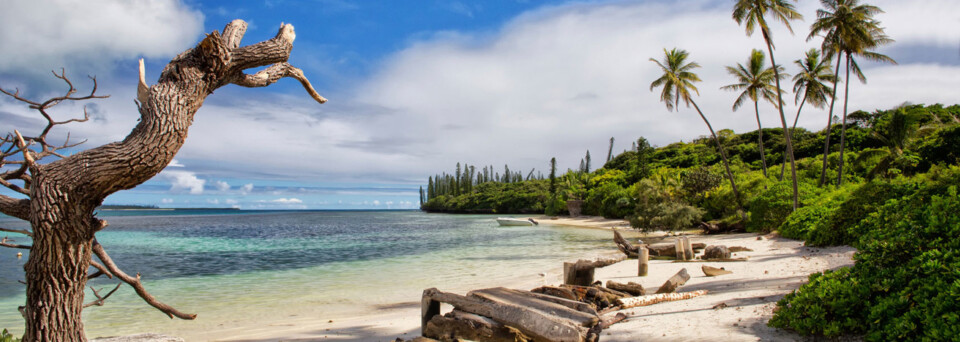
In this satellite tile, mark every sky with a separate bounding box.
[0,0,958,210]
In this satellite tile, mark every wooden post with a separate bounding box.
[682,237,694,260]
[422,289,441,335]
[674,239,685,261]
[638,247,649,276]
[655,268,691,294]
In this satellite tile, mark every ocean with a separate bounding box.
[0,210,619,338]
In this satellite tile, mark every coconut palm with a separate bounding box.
[721,49,785,177]
[856,107,924,179]
[779,48,835,179]
[733,0,803,210]
[650,48,743,213]
[809,0,896,185]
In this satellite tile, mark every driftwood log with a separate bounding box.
[605,281,646,296]
[422,288,600,342]
[613,230,639,258]
[531,285,629,310]
[673,257,748,263]
[655,268,691,294]
[563,256,625,286]
[616,290,708,309]
[702,265,733,277]
[613,231,705,258]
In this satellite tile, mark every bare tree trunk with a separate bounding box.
[820,58,843,187]
[780,93,807,180]
[3,20,326,342]
[690,101,744,217]
[754,100,767,178]
[764,36,798,211]
[836,54,852,186]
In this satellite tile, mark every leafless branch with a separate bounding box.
[88,259,113,280]
[83,283,122,308]
[1,237,31,249]
[0,195,30,221]
[0,72,108,180]
[92,240,197,320]
[0,227,32,237]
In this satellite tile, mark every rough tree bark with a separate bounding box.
[0,19,325,341]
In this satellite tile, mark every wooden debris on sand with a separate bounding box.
[728,246,753,252]
[655,268,690,294]
[702,245,731,260]
[673,257,748,263]
[613,230,705,259]
[616,290,708,309]
[606,280,645,296]
[702,265,733,277]
[563,256,625,286]
[422,287,601,342]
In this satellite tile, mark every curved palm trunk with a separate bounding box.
[763,36,798,210]
[819,57,843,186]
[836,54,852,186]
[754,100,768,177]
[691,100,744,217]
[780,93,807,180]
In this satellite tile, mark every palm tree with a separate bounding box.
[856,107,923,179]
[650,48,743,214]
[808,0,896,185]
[721,49,785,178]
[733,0,803,210]
[779,48,835,179]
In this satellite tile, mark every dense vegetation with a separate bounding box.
[420,1,956,338]
[421,103,960,340]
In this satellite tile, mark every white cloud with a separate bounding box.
[214,180,230,192]
[0,0,203,75]
[161,198,174,204]
[271,198,303,204]
[240,183,254,195]
[167,159,185,168]
[160,170,205,195]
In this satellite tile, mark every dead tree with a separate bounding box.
[0,19,325,341]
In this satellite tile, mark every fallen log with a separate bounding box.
[556,285,629,310]
[616,290,708,309]
[702,265,732,277]
[644,242,706,257]
[422,288,588,342]
[423,309,520,342]
[605,281,645,296]
[563,256,626,286]
[655,268,690,294]
[728,246,753,252]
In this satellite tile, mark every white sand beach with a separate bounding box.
[168,216,854,341]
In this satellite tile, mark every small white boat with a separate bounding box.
[496,217,538,226]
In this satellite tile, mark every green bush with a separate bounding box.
[0,329,20,342]
[747,181,824,233]
[777,186,849,240]
[771,173,960,341]
[917,124,960,170]
[806,180,912,246]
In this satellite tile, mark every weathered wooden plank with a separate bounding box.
[498,288,598,316]
[423,288,586,342]
[605,281,645,296]
[469,287,599,327]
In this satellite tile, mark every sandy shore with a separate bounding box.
[176,216,853,341]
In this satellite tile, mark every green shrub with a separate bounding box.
[778,187,849,240]
[0,329,20,342]
[747,181,824,233]
[806,180,912,246]
[917,124,960,170]
[771,174,960,341]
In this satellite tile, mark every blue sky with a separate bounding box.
[1,0,958,209]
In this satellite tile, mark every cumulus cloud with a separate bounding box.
[214,180,231,192]
[161,198,174,204]
[240,183,254,195]
[167,159,186,168]
[0,0,203,75]
[160,170,205,195]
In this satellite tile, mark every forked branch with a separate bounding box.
[92,240,196,319]
[83,283,122,309]
[230,62,327,103]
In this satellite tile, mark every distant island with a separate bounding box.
[97,204,240,211]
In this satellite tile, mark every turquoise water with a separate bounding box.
[0,210,618,338]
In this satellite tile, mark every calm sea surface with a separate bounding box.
[0,210,618,338]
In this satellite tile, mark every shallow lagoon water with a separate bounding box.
[0,210,617,338]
